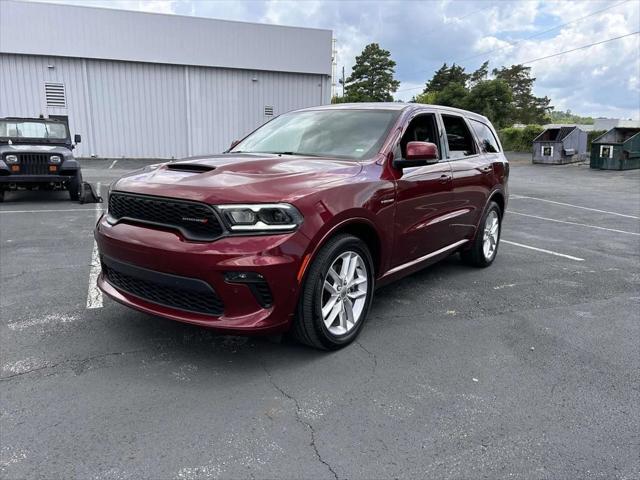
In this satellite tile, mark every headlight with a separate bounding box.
[216,203,303,232]
[49,155,61,164]
[5,155,18,164]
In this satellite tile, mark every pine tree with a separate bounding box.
[468,61,489,87]
[424,63,469,93]
[344,43,400,102]
[492,65,552,124]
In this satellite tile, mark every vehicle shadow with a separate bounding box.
[1,189,75,203]
[100,254,472,372]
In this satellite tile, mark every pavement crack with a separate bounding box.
[355,340,378,378]
[262,364,339,480]
[1,348,148,381]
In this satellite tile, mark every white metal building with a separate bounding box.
[0,0,332,158]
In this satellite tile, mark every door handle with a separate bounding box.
[439,174,452,183]
[481,165,493,174]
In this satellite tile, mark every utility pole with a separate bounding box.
[341,66,345,97]
[331,38,337,99]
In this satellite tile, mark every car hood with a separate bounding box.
[0,144,72,156]
[113,153,363,204]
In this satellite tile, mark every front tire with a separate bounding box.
[461,201,502,268]
[293,234,374,350]
[68,171,82,201]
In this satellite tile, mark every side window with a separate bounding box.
[399,114,440,159]
[470,119,501,153]
[442,115,476,159]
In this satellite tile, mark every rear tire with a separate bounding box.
[68,171,82,201]
[461,201,501,268]
[292,234,374,350]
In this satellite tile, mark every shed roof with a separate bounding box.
[0,0,332,75]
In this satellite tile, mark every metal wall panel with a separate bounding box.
[188,67,328,155]
[1,0,332,76]
[0,53,330,158]
[85,60,189,158]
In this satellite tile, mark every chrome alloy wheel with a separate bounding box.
[321,251,369,336]
[483,210,500,260]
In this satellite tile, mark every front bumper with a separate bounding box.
[95,216,310,334]
[0,174,74,184]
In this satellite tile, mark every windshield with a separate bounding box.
[0,120,69,140]
[231,109,400,160]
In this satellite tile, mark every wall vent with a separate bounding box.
[264,105,274,116]
[45,82,66,108]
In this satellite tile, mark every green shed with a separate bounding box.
[590,128,640,170]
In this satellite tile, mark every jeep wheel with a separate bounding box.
[293,234,374,350]
[68,171,82,201]
[461,201,502,268]
[0,189,4,202]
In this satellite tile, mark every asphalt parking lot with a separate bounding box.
[1,156,639,479]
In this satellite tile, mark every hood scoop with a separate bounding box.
[166,163,216,173]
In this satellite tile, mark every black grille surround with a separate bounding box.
[101,255,224,316]
[15,153,51,175]
[252,280,274,308]
[107,192,224,242]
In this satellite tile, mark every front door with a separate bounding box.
[391,113,455,268]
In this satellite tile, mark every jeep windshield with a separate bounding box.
[0,120,69,141]
[230,109,400,160]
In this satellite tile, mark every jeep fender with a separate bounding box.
[60,159,80,173]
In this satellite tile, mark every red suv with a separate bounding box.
[96,103,508,349]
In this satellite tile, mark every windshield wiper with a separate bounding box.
[265,151,324,157]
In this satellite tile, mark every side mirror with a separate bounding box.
[229,139,240,150]
[74,134,82,144]
[393,141,439,169]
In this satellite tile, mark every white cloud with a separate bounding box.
[21,0,640,119]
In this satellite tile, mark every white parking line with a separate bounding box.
[108,160,118,169]
[502,240,585,262]
[86,182,103,309]
[510,195,639,219]
[0,208,103,214]
[510,211,640,236]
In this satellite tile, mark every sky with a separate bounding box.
[28,0,640,119]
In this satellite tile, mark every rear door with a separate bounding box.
[441,113,494,241]
[391,111,456,268]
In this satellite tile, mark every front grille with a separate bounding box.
[102,256,224,316]
[16,154,50,175]
[108,192,224,241]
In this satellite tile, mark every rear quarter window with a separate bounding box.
[470,119,501,153]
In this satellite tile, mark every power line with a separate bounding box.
[520,31,639,65]
[456,0,631,64]
[395,31,640,95]
[406,0,631,79]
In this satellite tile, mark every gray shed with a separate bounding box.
[532,126,588,164]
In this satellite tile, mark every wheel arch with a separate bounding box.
[300,217,383,285]
[489,189,505,216]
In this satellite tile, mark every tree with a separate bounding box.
[463,79,513,128]
[343,43,400,102]
[424,63,468,93]
[411,91,437,104]
[548,109,594,124]
[433,83,469,109]
[492,64,552,124]
[468,61,489,87]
